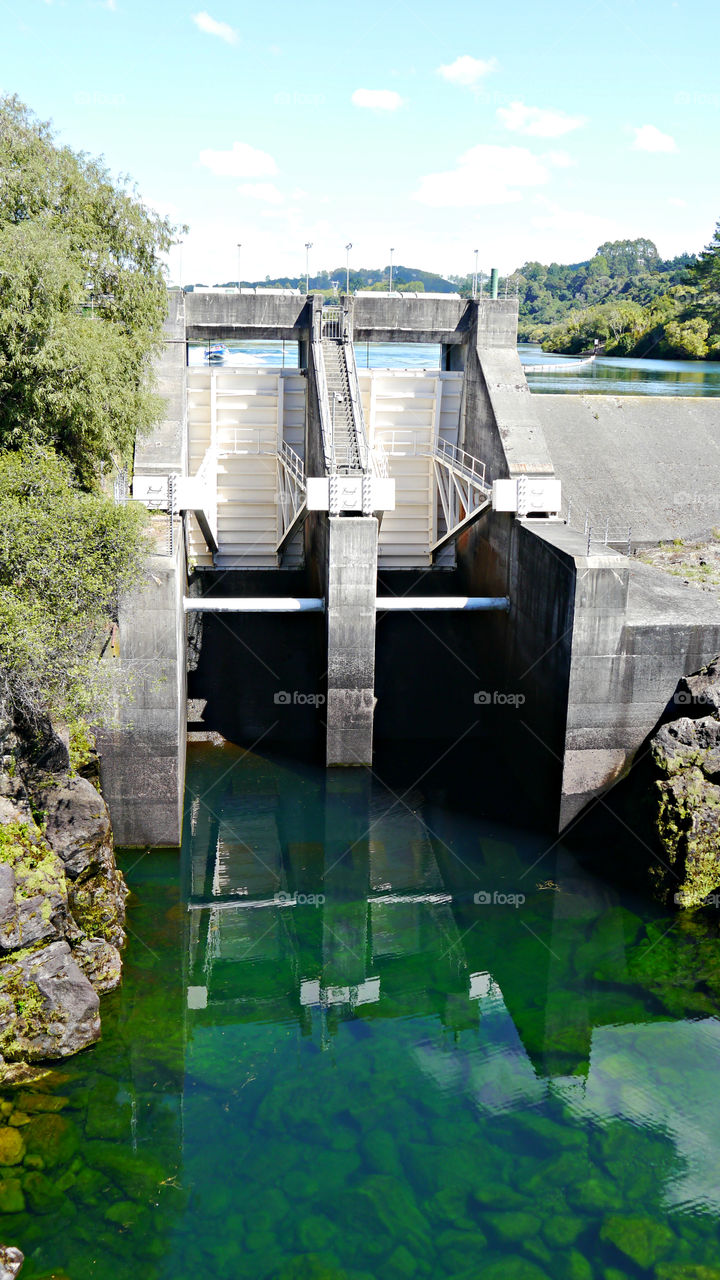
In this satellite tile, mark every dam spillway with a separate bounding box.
[96,290,720,849]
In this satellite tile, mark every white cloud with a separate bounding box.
[191,11,238,44]
[238,183,284,204]
[437,55,498,86]
[543,150,573,168]
[632,124,677,153]
[351,89,403,111]
[497,101,586,138]
[530,197,619,246]
[414,144,550,208]
[199,141,277,178]
[668,196,687,208]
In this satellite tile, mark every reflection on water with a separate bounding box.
[520,342,720,396]
[5,743,720,1279]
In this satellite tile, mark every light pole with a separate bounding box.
[345,242,352,295]
[305,242,313,295]
[389,247,395,292]
[472,249,479,300]
[236,243,242,291]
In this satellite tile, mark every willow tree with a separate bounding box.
[0,95,179,485]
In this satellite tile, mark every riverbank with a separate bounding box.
[0,710,126,1086]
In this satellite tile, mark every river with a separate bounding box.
[188,339,720,395]
[4,742,720,1278]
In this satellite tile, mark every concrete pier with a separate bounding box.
[325,517,378,766]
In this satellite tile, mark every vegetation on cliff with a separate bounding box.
[518,228,720,359]
[0,450,148,728]
[0,96,178,728]
[0,94,177,484]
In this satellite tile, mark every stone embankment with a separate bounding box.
[0,707,127,1087]
[649,659,720,908]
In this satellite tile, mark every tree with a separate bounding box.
[0,450,148,726]
[0,95,179,484]
[689,220,720,293]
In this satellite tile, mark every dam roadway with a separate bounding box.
[96,290,720,847]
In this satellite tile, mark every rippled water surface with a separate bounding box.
[520,343,720,397]
[5,744,720,1279]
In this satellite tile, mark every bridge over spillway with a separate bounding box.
[97,290,720,849]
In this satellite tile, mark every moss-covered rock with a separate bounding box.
[0,941,100,1079]
[0,1125,25,1165]
[0,821,69,951]
[0,1175,25,1213]
[600,1215,676,1268]
[23,1111,78,1167]
[649,660,720,907]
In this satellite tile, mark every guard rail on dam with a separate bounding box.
[96,289,720,850]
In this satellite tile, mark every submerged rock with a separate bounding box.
[600,1215,676,1269]
[650,660,720,906]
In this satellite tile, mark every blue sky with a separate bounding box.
[1,0,718,283]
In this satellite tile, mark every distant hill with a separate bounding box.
[212,263,457,294]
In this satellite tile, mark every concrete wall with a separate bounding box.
[325,518,378,766]
[98,533,187,847]
[461,302,555,483]
[99,295,189,846]
[534,394,720,542]
[185,292,312,341]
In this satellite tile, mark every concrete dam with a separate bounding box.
[97,290,720,848]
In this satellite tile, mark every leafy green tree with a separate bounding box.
[0,450,148,726]
[689,220,720,292]
[661,317,710,359]
[0,95,179,483]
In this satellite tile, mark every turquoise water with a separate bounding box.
[520,343,720,397]
[4,743,720,1279]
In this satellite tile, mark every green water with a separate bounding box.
[4,743,720,1279]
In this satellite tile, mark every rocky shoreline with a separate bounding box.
[0,709,127,1087]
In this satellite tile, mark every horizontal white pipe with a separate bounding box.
[184,595,509,613]
[184,597,325,613]
[376,596,509,611]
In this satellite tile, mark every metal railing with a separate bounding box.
[566,502,632,557]
[276,441,307,551]
[321,306,344,340]
[343,335,370,472]
[217,427,274,456]
[432,438,489,491]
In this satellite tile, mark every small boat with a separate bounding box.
[204,343,230,363]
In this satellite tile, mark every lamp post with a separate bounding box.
[345,242,352,295]
[177,240,183,291]
[236,243,242,291]
[472,249,479,300]
[305,242,313,295]
[389,247,395,292]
